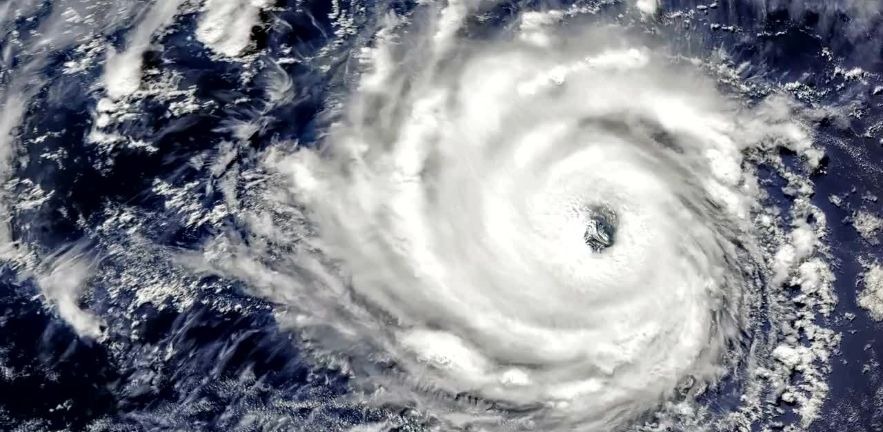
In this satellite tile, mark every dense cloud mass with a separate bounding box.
[203,3,837,430]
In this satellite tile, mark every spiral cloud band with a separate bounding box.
[202,2,837,431]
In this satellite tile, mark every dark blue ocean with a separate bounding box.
[0,1,881,431]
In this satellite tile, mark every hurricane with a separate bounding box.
[202,3,835,431]
[3,0,880,431]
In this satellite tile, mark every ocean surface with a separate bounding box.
[0,1,882,431]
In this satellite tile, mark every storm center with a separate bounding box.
[584,206,617,252]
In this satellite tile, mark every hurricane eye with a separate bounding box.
[583,206,617,252]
